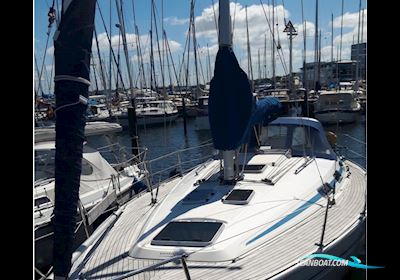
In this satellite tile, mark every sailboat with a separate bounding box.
[35,138,147,272]
[61,1,366,280]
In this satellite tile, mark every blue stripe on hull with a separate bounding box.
[246,192,322,245]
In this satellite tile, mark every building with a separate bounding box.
[300,60,357,89]
[351,42,366,80]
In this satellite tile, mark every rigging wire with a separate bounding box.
[259,0,288,76]
[37,0,56,97]
[132,0,147,90]
[96,2,127,93]
[211,0,218,34]
[196,44,207,85]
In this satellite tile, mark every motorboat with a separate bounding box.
[313,90,361,124]
[111,100,179,127]
[194,95,210,130]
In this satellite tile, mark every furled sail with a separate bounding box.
[52,0,97,278]
[209,46,282,151]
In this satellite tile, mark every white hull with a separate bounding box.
[314,110,360,124]
[115,113,179,127]
[35,121,122,142]
[69,160,366,280]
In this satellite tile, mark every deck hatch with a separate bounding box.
[239,164,267,173]
[222,189,254,205]
[182,188,216,204]
[151,220,224,247]
[35,196,51,208]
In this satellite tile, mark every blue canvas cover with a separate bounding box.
[240,97,282,144]
[209,47,253,150]
[209,46,282,150]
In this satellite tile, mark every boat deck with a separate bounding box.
[70,160,366,280]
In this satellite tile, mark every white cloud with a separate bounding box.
[191,3,366,76]
[333,9,367,29]
[164,16,189,26]
[46,46,54,56]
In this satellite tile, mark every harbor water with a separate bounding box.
[87,115,366,172]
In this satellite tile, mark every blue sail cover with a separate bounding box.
[209,47,253,150]
[52,0,96,277]
[209,46,282,150]
[248,97,282,126]
[240,97,282,144]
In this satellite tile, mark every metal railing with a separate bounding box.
[334,133,366,167]
[140,141,214,190]
[96,142,148,168]
[35,141,214,279]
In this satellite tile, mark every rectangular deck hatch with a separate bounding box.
[238,164,267,173]
[35,196,51,208]
[151,220,223,247]
[222,189,254,205]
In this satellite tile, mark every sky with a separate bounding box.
[34,0,367,93]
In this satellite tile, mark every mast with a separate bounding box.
[272,0,276,87]
[245,6,253,85]
[301,0,308,116]
[211,0,281,185]
[314,0,319,92]
[284,20,297,93]
[90,55,99,93]
[190,0,200,97]
[355,0,362,91]
[318,29,321,86]
[94,28,107,91]
[149,3,157,94]
[258,49,261,81]
[109,0,113,113]
[218,0,235,183]
[207,43,212,81]
[132,0,147,90]
[264,34,267,80]
[162,0,166,92]
[52,0,96,277]
[337,0,344,88]
[115,24,122,92]
[151,0,165,97]
[361,8,365,43]
[115,0,140,156]
[34,54,44,97]
[331,13,334,63]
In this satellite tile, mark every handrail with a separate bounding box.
[145,142,213,164]
[342,133,366,145]
[110,254,191,280]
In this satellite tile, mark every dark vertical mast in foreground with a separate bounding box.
[52,0,96,278]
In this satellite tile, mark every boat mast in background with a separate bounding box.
[245,5,253,88]
[355,0,362,91]
[331,13,334,63]
[337,0,344,88]
[301,0,309,117]
[313,0,319,92]
[283,20,297,94]
[272,0,276,87]
[115,0,140,156]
